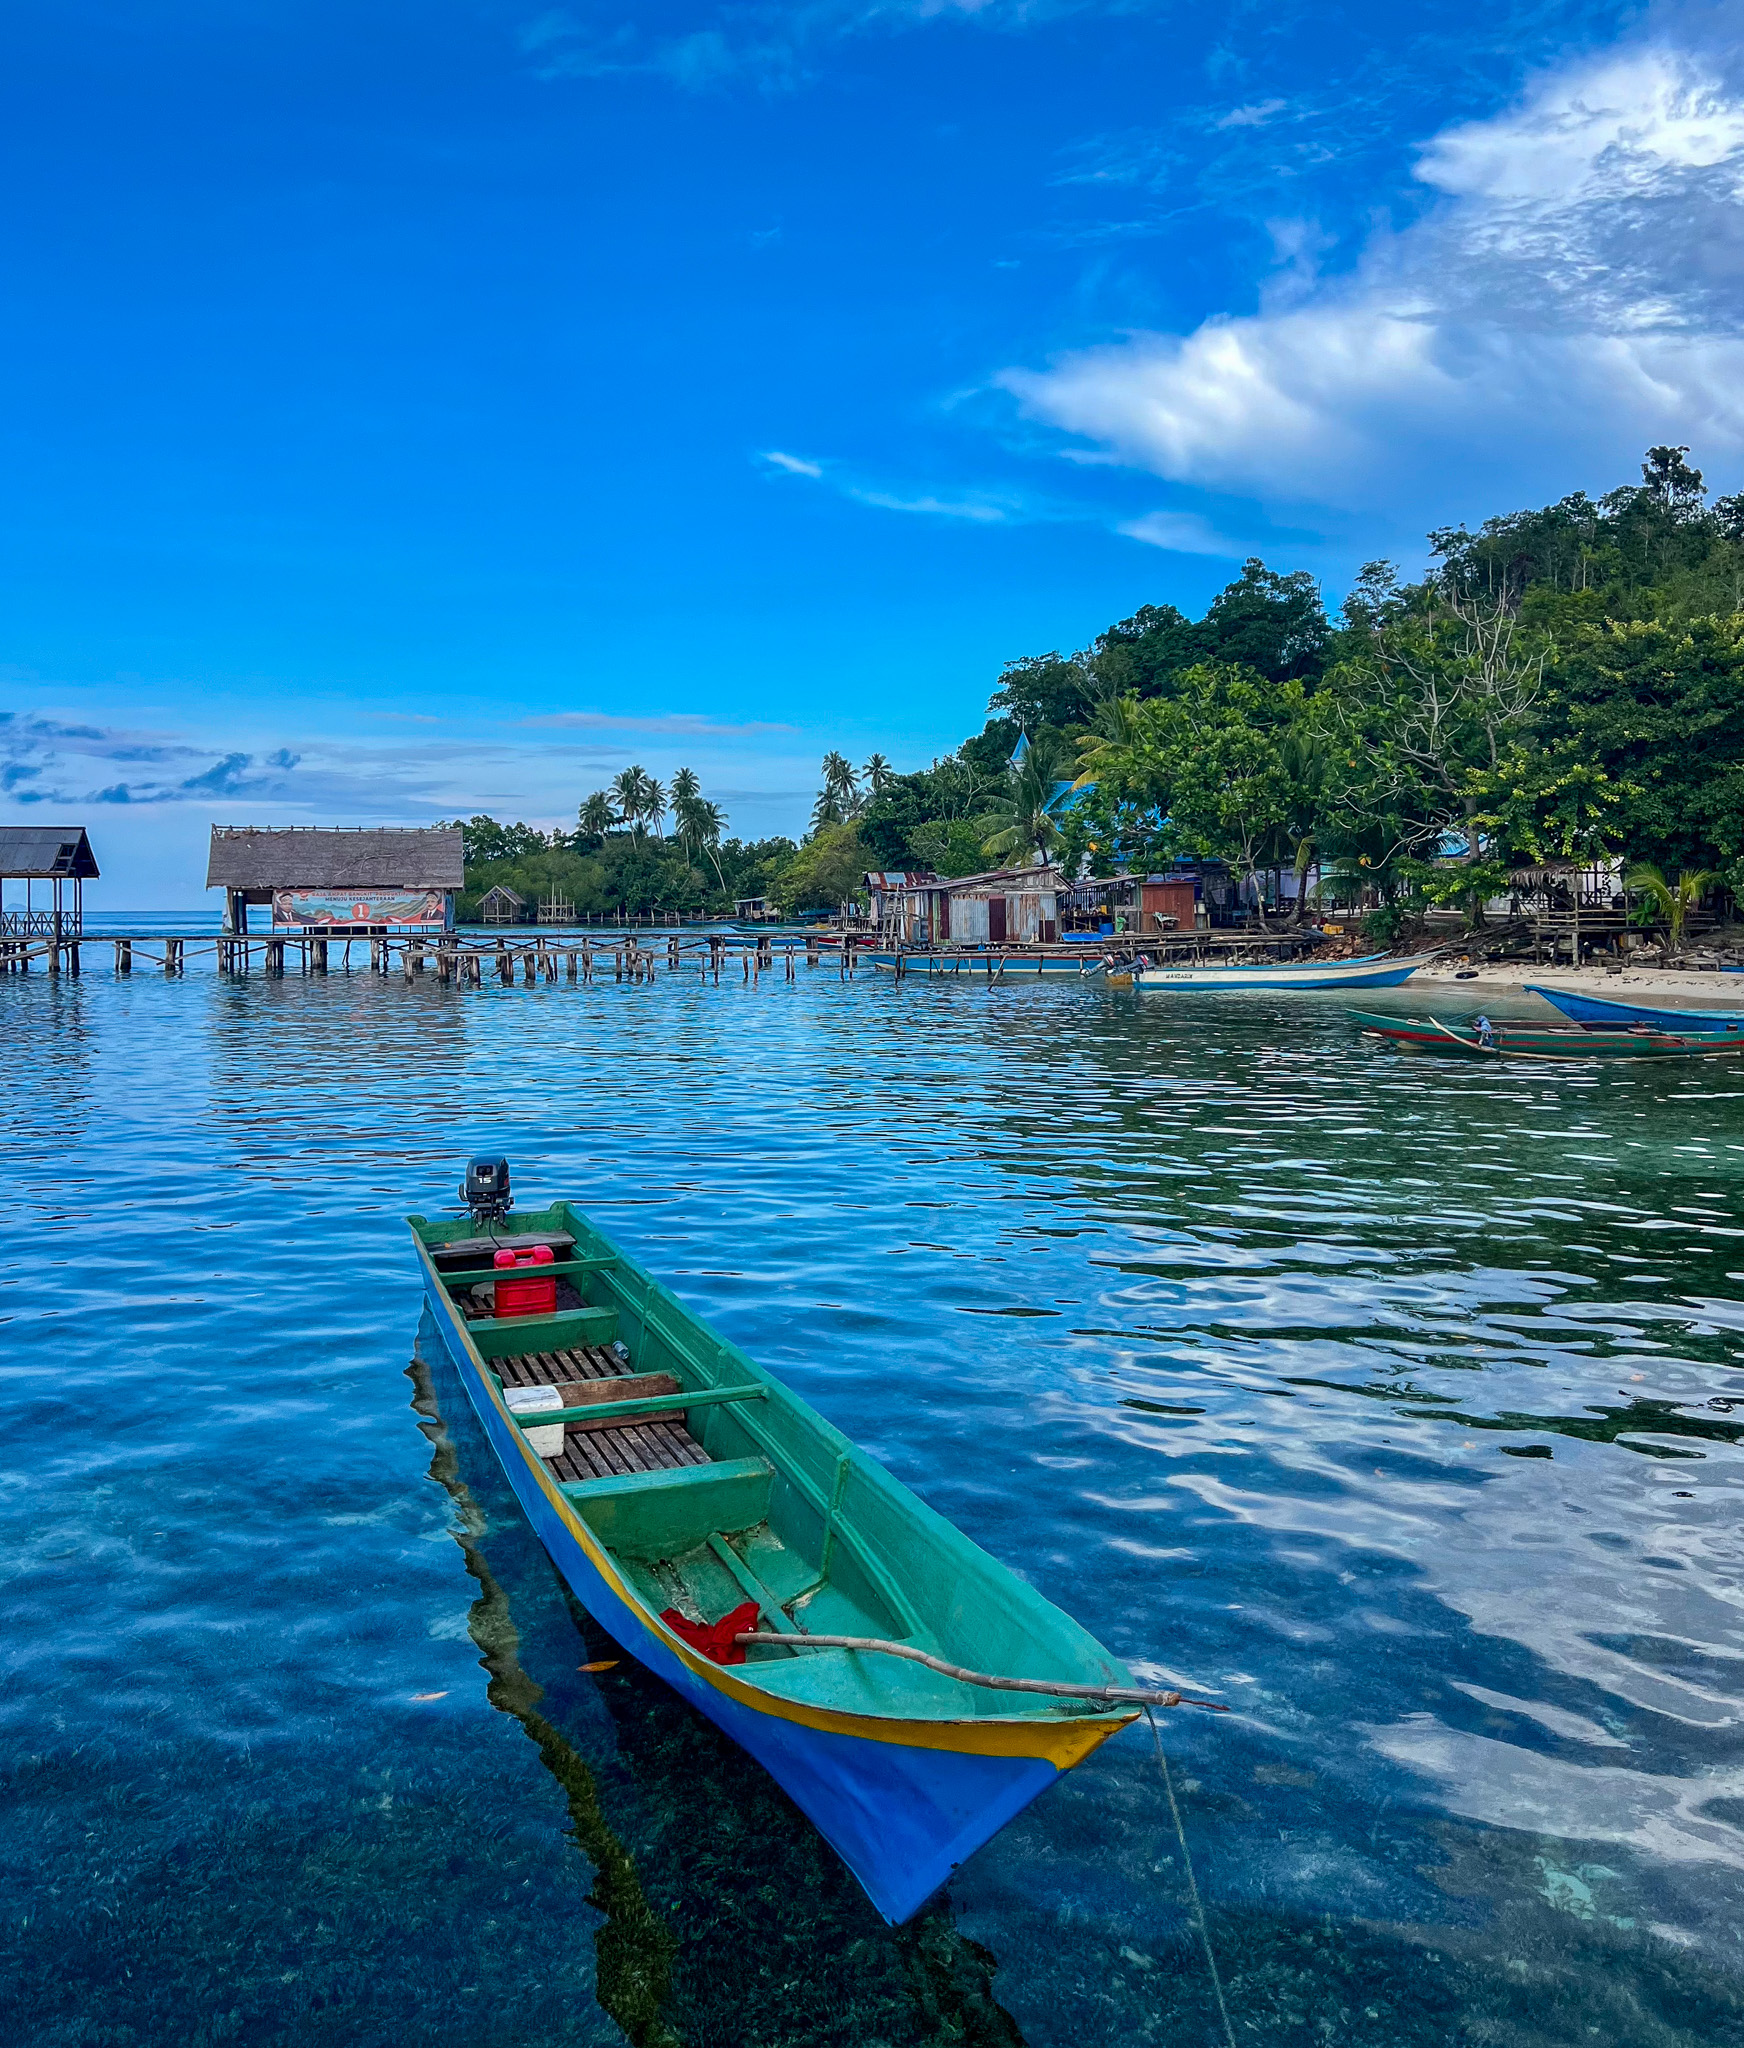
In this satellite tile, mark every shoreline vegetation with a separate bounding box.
[453,446,1744,939]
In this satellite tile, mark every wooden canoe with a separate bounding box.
[407,1203,1142,1923]
[1524,985,1744,1034]
[1348,1010,1744,1059]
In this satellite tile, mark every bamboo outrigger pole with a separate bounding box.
[734,1632,1228,1710]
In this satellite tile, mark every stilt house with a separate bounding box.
[206,825,464,934]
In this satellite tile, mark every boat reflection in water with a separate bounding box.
[407,1328,1029,2048]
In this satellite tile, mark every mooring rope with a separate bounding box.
[732,1631,1227,1710]
[1146,1705,1238,2048]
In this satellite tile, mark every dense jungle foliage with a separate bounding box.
[455,447,1744,922]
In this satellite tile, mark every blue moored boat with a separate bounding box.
[1137,951,1437,990]
[1526,984,1744,1034]
[408,1161,1176,1923]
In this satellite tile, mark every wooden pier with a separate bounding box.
[0,924,1361,987]
[0,929,858,985]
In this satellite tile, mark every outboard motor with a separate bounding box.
[460,1154,512,1226]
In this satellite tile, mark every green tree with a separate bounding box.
[811,751,863,830]
[610,767,652,839]
[1625,862,1718,950]
[773,823,867,915]
[576,792,616,845]
[979,731,1070,865]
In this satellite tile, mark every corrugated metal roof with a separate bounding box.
[934,865,1064,894]
[864,870,938,888]
[206,826,465,889]
[0,825,100,878]
[864,864,1060,894]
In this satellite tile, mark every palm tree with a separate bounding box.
[1626,862,1717,951]
[1072,694,1145,790]
[863,753,894,796]
[577,791,616,844]
[672,773,714,864]
[811,750,863,832]
[980,732,1069,865]
[643,775,668,841]
[694,799,729,893]
[610,766,648,838]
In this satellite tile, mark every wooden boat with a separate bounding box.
[408,1193,1153,1923]
[1136,952,1437,990]
[1525,984,1744,1034]
[1348,1010,1744,1059]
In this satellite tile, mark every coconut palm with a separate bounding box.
[610,766,648,837]
[980,731,1069,865]
[694,799,729,892]
[1626,862,1717,951]
[577,790,616,844]
[1072,694,1145,790]
[811,750,863,831]
[863,752,895,796]
[672,772,713,861]
[643,775,668,840]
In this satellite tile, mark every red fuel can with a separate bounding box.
[493,1243,557,1318]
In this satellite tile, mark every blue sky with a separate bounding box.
[5,0,1743,903]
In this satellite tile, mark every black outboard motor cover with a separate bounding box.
[461,1154,512,1223]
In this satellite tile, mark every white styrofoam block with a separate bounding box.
[503,1383,565,1457]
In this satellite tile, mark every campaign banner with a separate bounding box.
[272,889,447,928]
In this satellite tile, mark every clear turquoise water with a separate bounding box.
[4,960,1744,2047]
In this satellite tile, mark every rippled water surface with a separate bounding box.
[5,960,1744,2047]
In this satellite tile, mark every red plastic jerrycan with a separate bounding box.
[493,1242,556,1318]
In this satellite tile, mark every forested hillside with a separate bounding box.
[456,447,1744,923]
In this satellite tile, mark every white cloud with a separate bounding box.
[1116,508,1244,556]
[848,487,1011,521]
[999,40,1744,514]
[1216,98,1286,131]
[760,449,824,477]
[1417,47,1744,203]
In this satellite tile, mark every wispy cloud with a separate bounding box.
[1116,509,1244,556]
[519,0,1100,95]
[847,487,1013,522]
[1000,38,1744,514]
[1216,98,1287,131]
[760,449,824,477]
[519,711,801,736]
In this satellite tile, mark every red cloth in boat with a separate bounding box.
[660,1600,760,1664]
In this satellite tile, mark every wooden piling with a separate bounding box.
[115,939,132,974]
[267,939,285,974]
[311,938,327,973]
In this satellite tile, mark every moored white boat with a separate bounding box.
[1135,952,1436,990]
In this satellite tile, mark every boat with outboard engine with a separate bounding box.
[408,1160,1186,1923]
[1349,1011,1744,1059]
[1137,951,1437,990]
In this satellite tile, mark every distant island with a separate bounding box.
[454,445,1744,935]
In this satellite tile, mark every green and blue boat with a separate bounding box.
[408,1189,1149,1922]
[1349,1010,1744,1059]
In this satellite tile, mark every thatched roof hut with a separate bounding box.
[206,825,463,932]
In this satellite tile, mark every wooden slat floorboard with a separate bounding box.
[485,1340,711,1479]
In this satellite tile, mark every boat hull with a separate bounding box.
[1137,953,1435,990]
[1526,984,1744,1034]
[415,1262,1122,1924]
[1347,1010,1744,1059]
